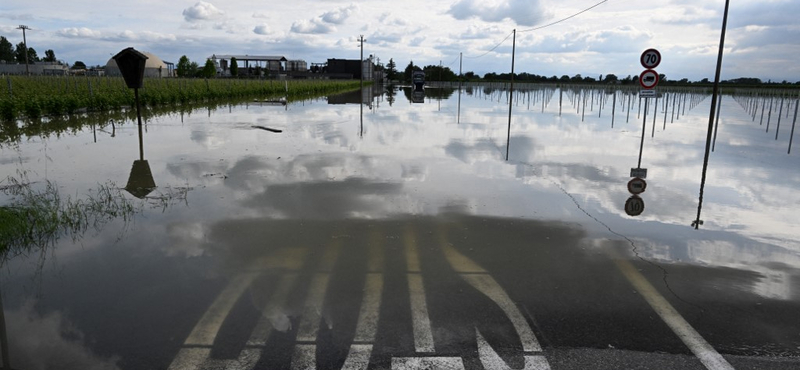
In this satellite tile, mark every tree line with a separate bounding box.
[0,35,58,64]
[379,57,799,87]
[175,55,252,78]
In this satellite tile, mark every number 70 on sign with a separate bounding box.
[640,48,661,69]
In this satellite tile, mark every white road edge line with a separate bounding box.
[462,274,542,353]
[216,273,299,370]
[296,273,331,342]
[407,273,436,353]
[167,272,259,370]
[405,224,436,353]
[614,257,735,370]
[477,329,551,370]
[353,273,384,342]
[438,225,542,353]
[404,225,421,273]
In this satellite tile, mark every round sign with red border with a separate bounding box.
[640,48,661,69]
[625,196,645,216]
[627,177,647,194]
[639,70,659,89]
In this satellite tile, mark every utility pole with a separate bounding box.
[694,0,731,230]
[458,52,463,124]
[358,35,366,90]
[505,29,516,161]
[17,25,31,75]
[459,52,463,81]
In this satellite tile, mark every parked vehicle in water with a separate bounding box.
[412,71,425,90]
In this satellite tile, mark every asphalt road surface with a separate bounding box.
[123,215,800,370]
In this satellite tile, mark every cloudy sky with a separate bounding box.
[1,0,798,82]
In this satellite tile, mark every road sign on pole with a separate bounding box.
[639,90,657,98]
[639,70,659,89]
[627,177,647,194]
[625,196,645,216]
[630,168,648,178]
[641,48,661,69]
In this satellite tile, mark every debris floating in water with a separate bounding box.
[251,125,283,133]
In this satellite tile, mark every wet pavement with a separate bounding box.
[1,85,799,370]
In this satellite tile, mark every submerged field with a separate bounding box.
[1,84,799,369]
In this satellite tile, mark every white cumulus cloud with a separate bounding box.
[448,0,546,27]
[291,19,335,34]
[183,1,225,22]
[56,27,103,39]
[321,4,358,25]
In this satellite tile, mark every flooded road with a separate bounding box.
[1,85,799,370]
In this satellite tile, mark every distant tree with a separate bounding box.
[385,58,398,81]
[43,49,56,62]
[27,47,39,63]
[230,57,238,76]
[72,61,87,69]
[422,64,456,81]
[621,75,632,84]
[403,61,415,83]
[570,74,582,82]
[385,85,396,106]
[464,71,477,80]
[0,36,14,63]
[727,77,762,85]
[559,75,570,82]
[604,74,618,83]
[583,76,596,83]
[202,59,216,78]
[189,61,200,77]
[699,78,710,84]
[176,55,191,77]
[599,74,604,82]
[14,42,27,63]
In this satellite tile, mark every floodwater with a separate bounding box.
[1,84,799,370]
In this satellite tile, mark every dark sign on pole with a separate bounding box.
[113,47,148,89]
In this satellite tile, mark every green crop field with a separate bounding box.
[0,76,365,121]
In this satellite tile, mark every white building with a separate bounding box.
[0,61,70,75]
[105,51,173,78]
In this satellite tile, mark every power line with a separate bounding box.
[518,0,609,33]
[464,30,514,59]
[445,54,460,67]
[460,0,608,60]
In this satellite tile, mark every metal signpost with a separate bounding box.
[113,47,157,198]
[632,48,661,179]
[638,48,660,98]
[626,48,661,216]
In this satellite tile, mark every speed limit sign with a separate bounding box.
[641,48,661,69]
[625,196,645,216]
